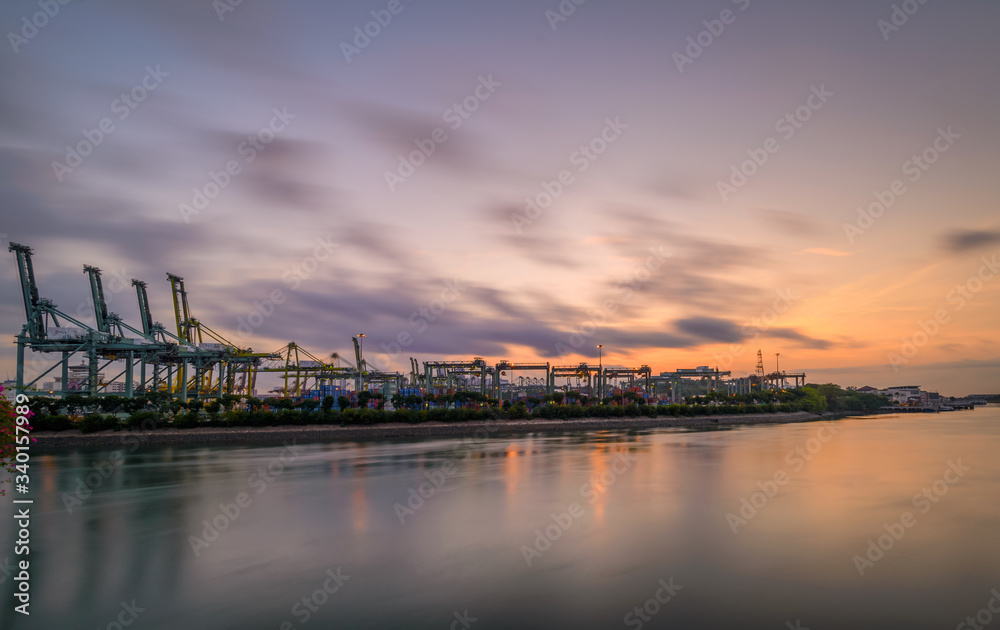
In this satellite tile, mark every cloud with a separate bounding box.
[674,317,742,343]
[795,248,851,257]
[942,229,1000,253]
[754,208,825,237]
[765,327,833,350]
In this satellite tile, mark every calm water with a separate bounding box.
[2,407,999,629]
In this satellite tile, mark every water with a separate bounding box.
[2,407,999,629]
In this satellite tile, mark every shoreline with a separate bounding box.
[31,410,846,449]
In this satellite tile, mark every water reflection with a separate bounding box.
[2,408,998,629]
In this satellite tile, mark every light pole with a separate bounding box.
[775,352,780,389]
[597,345,603,404]
[358,333,366,397]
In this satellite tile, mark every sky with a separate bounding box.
[1,0,998,396]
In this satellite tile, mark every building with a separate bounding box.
[880,386,922,406]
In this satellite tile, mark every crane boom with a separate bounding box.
[132,279,155,336]
[83,265,111,333]
[8,242,45,341]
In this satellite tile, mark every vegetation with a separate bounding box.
[1,385,35,496]
[9,380,894,437]
[14,383,886,435]
[807,383,888,412]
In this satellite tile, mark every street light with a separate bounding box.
[597,345,603,403]
[357,333,366,396]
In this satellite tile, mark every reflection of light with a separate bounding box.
[40,454,57,494]
[351,485,368,534]
[588,447,610,525]
[505,443,520,500]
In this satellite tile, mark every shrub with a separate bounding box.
[79,413,118,433]
[172,412,201,429]
[507,403,529,420]
[34,414,74,431]
[126,411,161,431]
[276,409,300,426]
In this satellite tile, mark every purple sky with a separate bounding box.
[2,0,998,395]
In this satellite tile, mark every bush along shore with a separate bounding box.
[25,384,887,438]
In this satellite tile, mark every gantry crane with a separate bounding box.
[164,273,273,398]
[256,342,357,398]
[423,358,489,396]
[494,361,552,398]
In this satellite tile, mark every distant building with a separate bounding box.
[856,386,880,393]
[881,386,922,405]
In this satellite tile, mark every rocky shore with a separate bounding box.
[32,410,837,449]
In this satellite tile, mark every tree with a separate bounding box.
[298,399,320,411]
[64,394,88,417]
[357,391,373,409]
[800,387,828,414]
[337,395,351,411]
[322,395,336,412]
[221,394,241,412]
